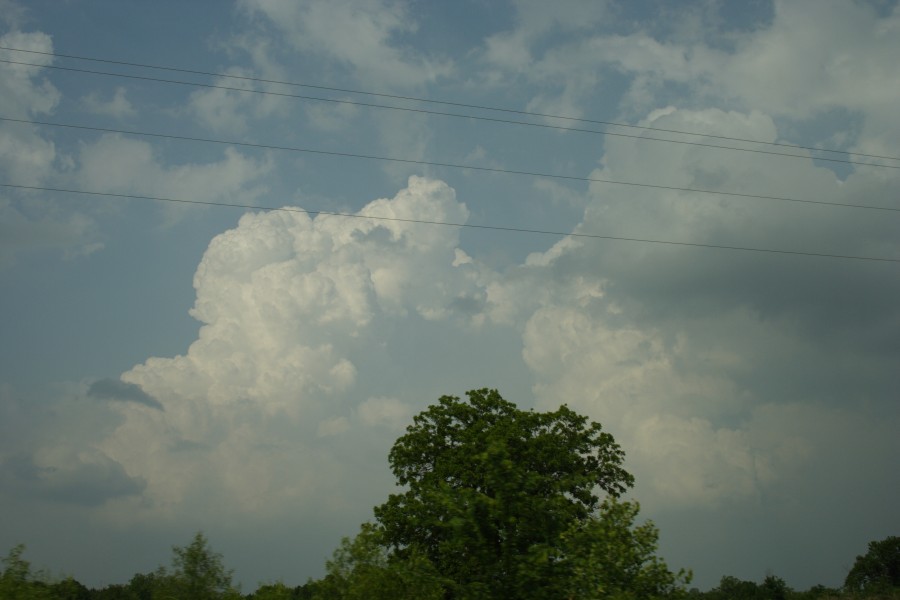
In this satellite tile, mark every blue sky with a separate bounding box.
[1,0,899,592]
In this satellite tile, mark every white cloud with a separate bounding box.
[521,299,812,508]
[479,0,611,118]
[82,87,136,120]
[483,0,612,72]
[222,0,452,174]
[186,67,291,135]
[479,0,900,149]
[238,0,453,89]
[88,176,495,519]
[178,32,295,135]
[716,0,900,160]
[578,106,893,258]
[357,396,411,428]
[719,0,900,118]
[0,31,59,119]
[0,123,56,187]
[0,28,107,264]
[496,101,900,508]
[0,31,103,264]
[0,31,59,187]
[74,134,274,224]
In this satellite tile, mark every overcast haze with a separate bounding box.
[1,0,898,592]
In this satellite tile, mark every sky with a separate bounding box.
[1,0,898,592]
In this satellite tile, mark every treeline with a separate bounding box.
[688,536,900,600]
[3,391,898,599]
[2,533,899,599]
[688,569,900,600]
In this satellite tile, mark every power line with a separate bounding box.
[4,116,897,215]
[5,45,898,162]
[2,58,897,172]
[4,183,897,264]
[2,47,899,167]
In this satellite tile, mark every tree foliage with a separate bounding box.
[249,581,295,600]
[560,499,691,599]
[163,531,241,600]
[2,525,899,599]
[703,574,794,600]
[371,388,684,598]
[310,523,445,600]
[0,544,52,600]
[845,537,900,596]
[48,577,91,600]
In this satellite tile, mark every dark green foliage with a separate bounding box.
[710,575,761,600]
[559,499,692,599]
[845,537,900,596]
[791,584,842,600]
[692,574,899,600]
[0,544,52,599]
[249,581,296,599]
[249,581,326,600]
[761,575,791,600]
[310,523,446,599]
[125,569,171,600]
[703,574,794,600]
[371,388,684,598]
[89,584,138,600]
[167,531,241,600]
[48,578,91,600]
[294,579,328,599]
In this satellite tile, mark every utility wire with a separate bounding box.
[4,45,898,162]
[4,183,897,264]
[4,116,898,215]
[10,59,898,171]
[2,47,899,167]
[2,58,897,172]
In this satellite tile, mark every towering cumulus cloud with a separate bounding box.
[100,176,490,519]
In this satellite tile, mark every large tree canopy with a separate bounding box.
[845,536,900,596]
[369,389,684,599]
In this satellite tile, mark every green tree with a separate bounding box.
[371,389,684,598]
[250,581,295,599]
[759,574,790,600]
[708,575,761,600]
[704,574,793,600]
[560,499,691,599]
[294,579,324,599]
[48,577,91,600]
[791,584,841,600]
[0,544,52,600]
[126,568,172,600]
[164,532,241,600]
[90,583,139,600]
[845,536,900,596]
[312,523,445,600]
